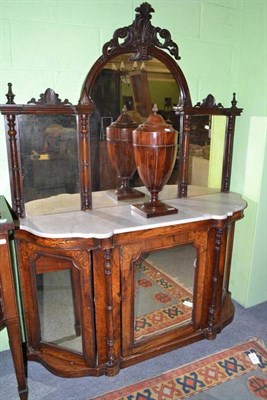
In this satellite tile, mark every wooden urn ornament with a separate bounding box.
[131,104,178,217]
[106,106,145,200]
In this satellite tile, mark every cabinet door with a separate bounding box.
[120,229,210,359]
[16,233,97,374]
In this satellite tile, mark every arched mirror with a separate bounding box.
[88,55,183,195]
[80,2,191,208]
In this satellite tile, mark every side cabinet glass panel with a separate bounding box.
[36,268,82,353]
[133,244,196,341]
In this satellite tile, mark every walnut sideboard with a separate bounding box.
[0,4,246,396]
[13,189,246,379]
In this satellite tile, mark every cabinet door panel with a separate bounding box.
[121,228,211,358]
[133,245,195,342]
[17,238,96,368]
[36,268,82,353]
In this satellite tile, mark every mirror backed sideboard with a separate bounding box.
[0,3,246,400]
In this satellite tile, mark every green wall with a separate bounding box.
[0,0,266,351]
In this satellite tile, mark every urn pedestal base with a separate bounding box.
[131,199,178,218]
[107,187,145,201]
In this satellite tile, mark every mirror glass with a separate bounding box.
[18,114,81,216]
[89,53,181,208]
[36,268,83,353]
[133,244,195,341]
[188,115,226,196]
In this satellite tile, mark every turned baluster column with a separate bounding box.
[78,113,92,210]
[222,93,240,192]
[104,248,117,374]
[179,113,191,197]
[77,89,95,210]
[222,113,236,192]
[207,227,224,340]
[6,114,24,217]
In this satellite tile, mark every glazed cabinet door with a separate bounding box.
[120,226,212,365]
[15,230,100,377]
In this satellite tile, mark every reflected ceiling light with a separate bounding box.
[117,60,147,85]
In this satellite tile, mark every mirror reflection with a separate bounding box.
[37,269,82,353]
[134,244,196,341]
[188,115,226,192]
[18,114,80,215]
[90,54,180,195]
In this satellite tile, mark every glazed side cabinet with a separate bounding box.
[13,194,245,379]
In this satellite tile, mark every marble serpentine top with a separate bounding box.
[20,187,247,239]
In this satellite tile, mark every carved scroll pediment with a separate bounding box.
[194,93,240,110]
[27,88,72,105]
[194,94,223,109]
[102,2,180,61]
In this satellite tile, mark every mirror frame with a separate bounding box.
[81,3,192,201]
[178,93,243,197]
[0,84,94,218]
[0,2,243,218]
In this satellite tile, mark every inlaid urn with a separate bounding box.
[106,106,145,200]
[131,105,178,217]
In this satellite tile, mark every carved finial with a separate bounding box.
[152,103,158,114]
[6,82,15,104]
[79,88,92,105]
[231,92,237,108]
[135,2,154,19]
[122,105,128,113]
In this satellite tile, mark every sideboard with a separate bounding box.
[0,3,246,398]
[14,188,246,378]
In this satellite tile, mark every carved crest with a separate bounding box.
[194,93,239,110]
[102,2,180,61]
[27,88,72,105]
[194,94,223,109]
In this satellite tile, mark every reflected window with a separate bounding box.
[189,115,225,191]
[189,115,211,187]
[134,244,196,341]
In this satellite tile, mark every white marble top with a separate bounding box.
[20,187,247,239]
[24,185,219,217]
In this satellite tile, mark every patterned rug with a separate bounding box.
[134,258,193,340]
[91,338,267,399]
